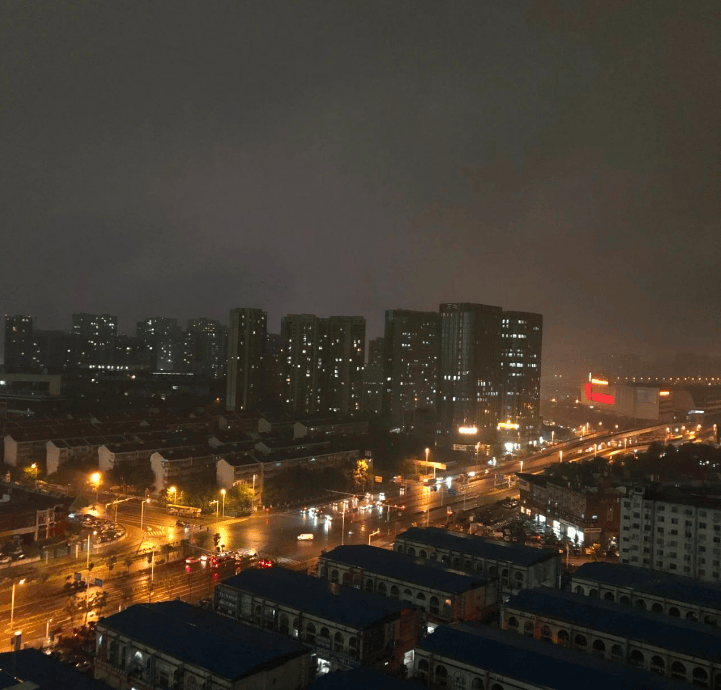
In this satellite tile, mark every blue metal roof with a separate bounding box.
[396,527,558,566]
[506,587,721,661]
[573,561,721,611]
[219,567,410,629]
[418,625,690,690]
[0,649,111,690]
[321,545,489,593]
[98,600,307,679]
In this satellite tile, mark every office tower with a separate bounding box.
[620,485,721,583]
[136,317,183,372]
[280,314,328,415]
[3,315,35,372]
[72,313,117,367]
[326,316,366,416]
[226,308,267,411]
[439,302,503,443]
[184,318,226,378]
[383,309,441,425]
[362,337,384,415]
[500,311,543,437]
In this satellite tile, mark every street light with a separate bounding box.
[90,472,101,504]
[86,530,97,569]
[168,486,177,505]
[140,498,150,532]
[220,489,226,518]
[10,578,25,629]
[31,463,38,485]
[210,499,219,519]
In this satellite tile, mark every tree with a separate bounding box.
[124,557,133,575]
[64,595,83,626]
[106,555,117,572]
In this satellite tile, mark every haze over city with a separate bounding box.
[2,1,719,385]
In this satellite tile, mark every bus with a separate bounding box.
[167,504,202,518]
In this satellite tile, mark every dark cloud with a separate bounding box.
[1,0,719,382]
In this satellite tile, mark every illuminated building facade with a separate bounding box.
[226,307,267,411]
[361,337,384,415]
[382,309,441,425]
[72,312,117,366]
[183,317,226,378]
[3,315,36,372]
[438,303,503,444]
[326,316,365,416]
[136,316,183,372]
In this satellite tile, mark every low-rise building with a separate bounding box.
[149,445,217,492]
[214,567,418,674]
[413,624,687,690]
[571,561,721,625]
[95,600,313,690]
[317,545,497,623]
[394,527,560,593]
[501,586,721,686]
[293,417,368,439]
[0,483,72,543]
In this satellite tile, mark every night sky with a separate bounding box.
[2,1,719,382]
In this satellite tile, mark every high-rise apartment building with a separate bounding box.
[438,303,503,443]
[500,311,542,437]
[383,309,441,425]
[326,316,365,416]
[72,313,117,367]
[362,337,384,415]
[226,308,267,411]
[280,314,328,415]
[619,486,721,583]
[184,318,226,378]
[3,315,35,372]
[136,317,183,372]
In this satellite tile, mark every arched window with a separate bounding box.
[430,596,440,615]
[320,566,328,578]
[514,571,524,584]
[524,621,534,637]
[669,606,680,617]
[471,679,483,690]
[650,656,665,674]
[651,602,663,613]
[109,639,119,666]
[501,568,509,582]
[635,599,646,609]
[377,582,387,595]
[611,644,623,658]
[435,664,448,687]
[419,549,427,558]
[403,588,413,603]
[293,618,299,637]
[507,616,519,630]
[417,659,429,682]
[407,547,416,556]
[390,585,399,600]
[186,677,198,690]
[464,560,472,569]
[686,611,697,621]
[557,629,570,646]
[348,636,359,659]
[603,591,615,601]
[589,588,599,599]
[342,571,351,584]
[430,552,438,560]
[670,661,686,680]
[692,667,708,687]
[488,565,497,577]
[475,562,483,572]
[416,592,426,602]
[441,554,449,563]
[365,578,374,592]
[353,574,361,587]
[452,557,461,566]
[305,623,316,644]
[330,569,339,584]
[279,614,289,635]
[592,639,606,654]
[574,585,584,595]
[629,650,644,666]
[703,615,716,626]
[319,626,330,640]
[619,595,630,605]
[540,625,552,641]
[574,634,587,648]
[395,544,404,553]
[333,631,344,652]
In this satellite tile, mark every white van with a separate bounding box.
[297,533,314,541]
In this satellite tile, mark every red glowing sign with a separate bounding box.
[586,382,614,405]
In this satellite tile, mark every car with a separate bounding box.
[75,660,92,673]
[297,533,314,541]
[256,558,275,569]
[200,554,209,562]
[176,520,189,528]
[185,556,201,565]
[0,555,11,564]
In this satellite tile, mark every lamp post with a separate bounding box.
[10,578,25,629]
[90,472,101,505]
[31,463,38,486]
[559,450,563,463]
[86,531,97,569]
[425,448,429,477]
[140,498,150,532]
[220,489,226,518]
[252,474,257,511]
[168,486,177,506]
[210,500,219,519]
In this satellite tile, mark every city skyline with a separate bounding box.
[1,2,718,388]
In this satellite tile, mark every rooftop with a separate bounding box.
[0,648,110,690]
[310,667,411,690]
[506,587,721,660]
[418,624,688,690]
[573,561,721,611]
[219,567,410,629]
[320,545,489,593]
[396,527,559,567]
[98,600,307,679]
